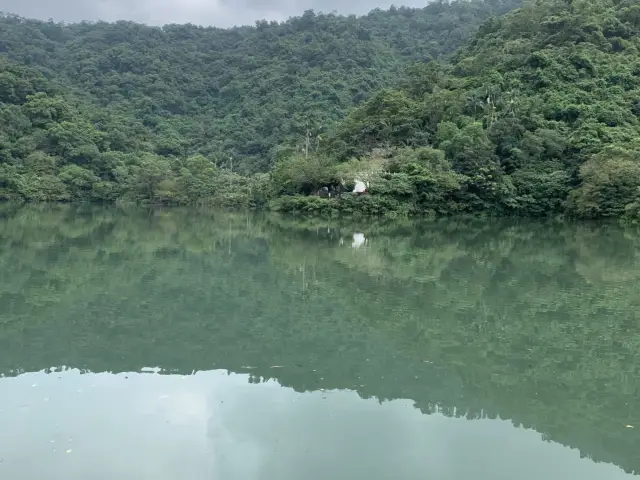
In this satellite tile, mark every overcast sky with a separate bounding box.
[0,0,427,28]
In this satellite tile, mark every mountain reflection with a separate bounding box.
[0,369,635,480]
[0,205,639,476]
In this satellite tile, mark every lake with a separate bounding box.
[0,205,639,479]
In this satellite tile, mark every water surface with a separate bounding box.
[0,205,639,479]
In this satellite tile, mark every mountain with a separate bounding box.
[0,0,522,175]
[320,0,640,219]
[2,0,639,220]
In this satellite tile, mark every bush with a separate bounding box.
[269,196,338,216]
[269,193,411,217]
[269,154,339,196]
[568,146,640,218]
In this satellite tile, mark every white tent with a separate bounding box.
[353,180,367,193]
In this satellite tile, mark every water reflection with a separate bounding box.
[0,369,634,480]
[351,232,366,248]
[1,205,640,476]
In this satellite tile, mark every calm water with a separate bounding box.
[0,205,639,479]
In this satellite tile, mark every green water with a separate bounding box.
[0,205,639,479]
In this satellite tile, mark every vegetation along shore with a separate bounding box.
[1,0,640,220]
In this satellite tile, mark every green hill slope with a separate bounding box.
[0,0,521,175]
[3,0,637,220]
[328,0,640,218]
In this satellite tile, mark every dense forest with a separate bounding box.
[1,0,640,219]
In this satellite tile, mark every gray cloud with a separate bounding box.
[0,0,426,27]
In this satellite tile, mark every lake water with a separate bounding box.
[0,205,639,479]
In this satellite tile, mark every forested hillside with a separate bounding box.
[0,0,520,169]
[283,0,640,219]
[1,0,640,220]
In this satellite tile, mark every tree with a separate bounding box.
[568,146,640,218]
[130,155,174,203]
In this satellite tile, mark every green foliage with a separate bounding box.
[568,146,640,217]
[0,1,526,208]
[388,147,467,214]
[0,0,522,173]
[269,154,339,196]
[269,195,339,216]
[174,155,218,203]
[269,194,410,217]
[329,0,640,219]
[330,89,422,159]
[1,0,640,219]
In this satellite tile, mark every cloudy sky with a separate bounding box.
[1,369,634,480]
[0,0,427,27]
